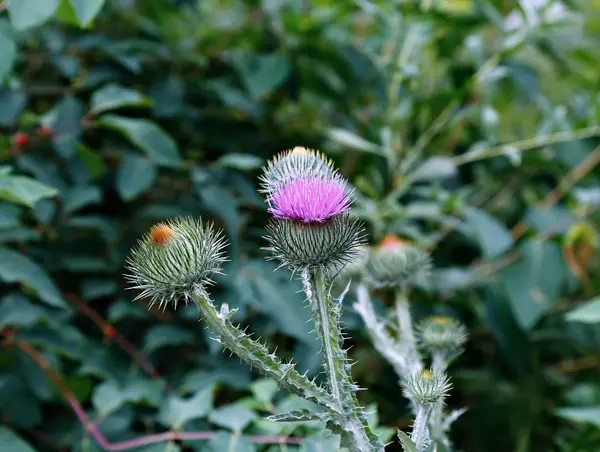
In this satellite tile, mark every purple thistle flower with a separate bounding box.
[268,177,352,223]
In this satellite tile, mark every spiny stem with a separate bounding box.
[412,404,433,452]
[395,288,422,375]
[303,270,384,452]
[190,289,340,413]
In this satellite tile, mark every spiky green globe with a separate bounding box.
[402,370,451,405]
[417,316,468,353]
[125,217,227,309]
[363,240,431,288]
[265,214,365,272]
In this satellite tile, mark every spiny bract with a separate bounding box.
[125,217,227,310]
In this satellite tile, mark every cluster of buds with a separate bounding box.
[262,147,365,273]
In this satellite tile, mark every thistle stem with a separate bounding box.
[430,352,449,446]
[412,403,433,452]
[303,270,384,452]
[395,288,423,375]
[190,289,340,413]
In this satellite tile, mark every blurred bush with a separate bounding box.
[1,0,600,451]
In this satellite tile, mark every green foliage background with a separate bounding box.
[1,0,600,451]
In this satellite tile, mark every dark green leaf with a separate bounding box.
[116,154,156,201]
[91,83,150,114]
[143,324,194,352]
[463,206,513,259]
[0,21,16,81]
[0,247,68,308]
[555,407,600,428]
[0,167,58,207]
[0,426,36,452]
[209,405,257,431]
[100,115,182,167]
[158,387,213,428]
[232,53,291,100]
[68,0,106,27]
[565,297,600,324]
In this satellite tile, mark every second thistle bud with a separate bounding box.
[417,316,468,354]
[402,370,451,405]
[363,236,431,288]
[125,217,227,309]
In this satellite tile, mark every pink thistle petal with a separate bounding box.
[268,177,352,223]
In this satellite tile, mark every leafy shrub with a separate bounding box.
[1,1,600,451]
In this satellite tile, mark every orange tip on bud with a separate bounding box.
[377,235,408,249]
[150,223,174,245]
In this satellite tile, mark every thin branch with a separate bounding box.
[66,294,171,391]
[3,336,304,451]
[452,126,600,166]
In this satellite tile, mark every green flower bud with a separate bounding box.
[363,236,431,288]
[265,214,365,273]
[125,217,227,309]
[402,370,451,405]
[417,316,468,354]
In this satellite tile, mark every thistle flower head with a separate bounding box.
[265,214,365,273]
[268,177,351,223]
[402,370,452,405]
[262,147,364,273]
[417,316,468,354]
[260,146,338,197]
[125,217,227,309]
[363,236,431,288]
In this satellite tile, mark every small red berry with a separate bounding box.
[104,325,117,339]
[37,125,53,138]
[13,132,30,148]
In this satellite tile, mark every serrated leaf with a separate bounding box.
[6,0,59,30]
[116,154,156,201]
[0,247,68,308]
[565,297,600,324]
[100,115,182,167]
[91,83,150,114]
[266,409,328,423]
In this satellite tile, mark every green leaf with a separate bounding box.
[92,378,163,416]
[0,426,36,452]
[0,247,68,308]
[0,293,50,328]
[158,387,213,428]
[216,153,264,171]
[0,168,58,208]
[143,324,194,352]
[91,83,150,114]
[6,0,60,30]
[116,154,156,201]
[267,409,327,423]
[67,0,105,27]
[209,405,257,432]
[412,157,457,181]
[100,115,182,167]
[555,406,600,428]
[302,433,341,452]
[463,206,513,259]
[250,378,279,404]
[63,186,102,213]
[500,241,567,329]
[397,430,417,452]
[232,53,291,100]
[205,432,256,452]
[326,128,382,155]
[0,20,16,81]
[565,297,600,324]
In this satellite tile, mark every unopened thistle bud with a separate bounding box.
[263,147,364,273]
[125,217,227,309]
[417,316,468,354]
[363,236,431,288]
[402,370,451,405]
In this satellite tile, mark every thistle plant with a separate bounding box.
[126,147,384,452]
[353,236,468,452]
